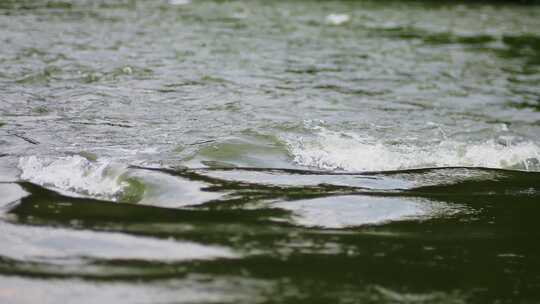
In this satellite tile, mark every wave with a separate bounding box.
[286,127,540,172]
[17,155,222,206]
[18,155,131,201]
[0,183,28,212]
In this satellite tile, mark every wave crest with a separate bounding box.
[286,127,540,172]
[18,155,131,201]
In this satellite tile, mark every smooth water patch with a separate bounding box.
[198,168,412,190]
[0,183,28,211]
[0,275,268,304]
[0,220,237,263]
[192,135,292,168]
[273,196,463,229]
[126,168,224,207]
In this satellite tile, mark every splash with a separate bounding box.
[17,155,222,206]
[18,155,132,201]
[286,127,540,172]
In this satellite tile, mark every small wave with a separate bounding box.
[17,155,223,205]
[18,155,131,201]
[286,127,540,172]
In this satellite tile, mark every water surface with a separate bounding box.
[1,0,540,303]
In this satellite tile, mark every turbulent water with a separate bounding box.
[1,0,540,303]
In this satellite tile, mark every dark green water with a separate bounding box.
[1,0,540,303]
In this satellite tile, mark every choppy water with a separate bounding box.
[1,0,540,303]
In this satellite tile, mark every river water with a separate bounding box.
[1,0,540,303]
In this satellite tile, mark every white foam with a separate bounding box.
[18,156,128,200]
[274,196,457,229]
[325,14,350,25]
[17,156,223,206]
[169,0,191,5]
[287,127,540,172]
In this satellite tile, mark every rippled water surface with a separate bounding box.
[1,0,540,303]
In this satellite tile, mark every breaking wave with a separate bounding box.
[17,155,223,206]
[286,127,540,172]
[18,155,135,202]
